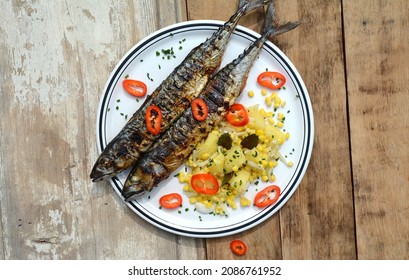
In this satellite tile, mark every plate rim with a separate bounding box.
[95,20,314,238]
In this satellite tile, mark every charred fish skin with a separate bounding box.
[121,8,300,200]
[90,0,269,182]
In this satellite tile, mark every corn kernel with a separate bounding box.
[276,121,284,128]
[240,196,251,207]
[269,174,276,182]
[267,111,273,117]
[268,161,274,168]
[272,160,278,167]
[261,160,268,167]
[262,175,268,182]
[278,138,284,145]
[259,135,266,142]
[265,99,272,106]
[248,90,255,98]
[261,88,267,96]
[287,161,294,167]
[183,185,190,192]
[178,172,186,183]
[281,100,286,107]
[285,132,290,139]
[274,102,281,108]
[277,112,284,121]
[268,118,275,125]
[189,197,197,204]
[256,129,264,135]
[206,201,213,208]
[232,165,239,172]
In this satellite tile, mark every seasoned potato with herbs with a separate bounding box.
[207,152,225,177]
[228,169,250,195]
[265,124,286,144]
[196,130,219,160]
[224,145,246,173]
[247,105,265,131]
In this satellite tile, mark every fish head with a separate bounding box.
[90,154,131,182]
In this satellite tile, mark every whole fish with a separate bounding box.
[121,3,300,201]
[90,0,268,182]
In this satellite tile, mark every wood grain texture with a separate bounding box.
[0,0,203,260]
[187,0,265,33]
[343,0,409,259]
[275,0,356,259]
[187,0,283,260]
[1,0,408,261]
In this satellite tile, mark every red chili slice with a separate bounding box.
[122,79,147,97]
[254,185,281,208]
[191,98,208,121]
[230,240,247,256]
[159,193,182,209]
[145,105,162,135]
[225,103,249,127]
[257,71,286,90]
[191,173,219,195]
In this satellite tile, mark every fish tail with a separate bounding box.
[240,0,269,11]
[238,0,269,15]
[266,21,300,38]
[262,0,300,38]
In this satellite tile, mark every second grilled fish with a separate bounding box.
[122,3,300,201]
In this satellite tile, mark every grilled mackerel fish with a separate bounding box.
[90,0,268,182]
[122,10,300,200]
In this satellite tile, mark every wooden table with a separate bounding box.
[1,0,408,260]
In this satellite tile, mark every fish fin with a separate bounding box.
[262,0,277,33]
[262,0,300,38]
[267,21,300,38]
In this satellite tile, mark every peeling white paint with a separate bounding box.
[49,209,63,226]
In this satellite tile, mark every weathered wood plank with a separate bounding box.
[343,0,409,259]
[0,0,204,260]
[187,0,283,259]
[275,0,357,259]
[188,0,265,32]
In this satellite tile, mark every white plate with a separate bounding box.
[95,20,314,238]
